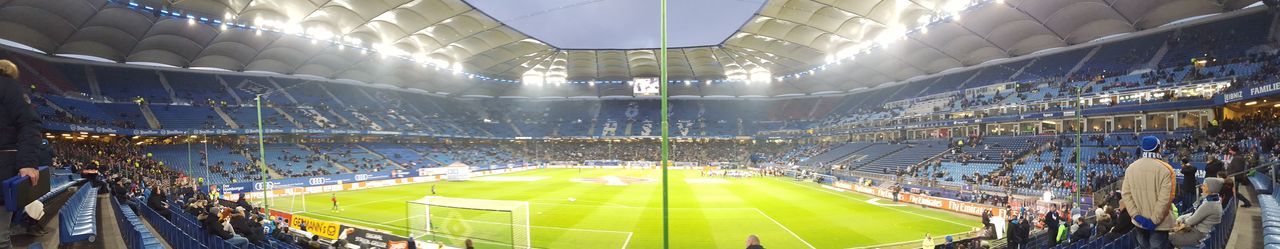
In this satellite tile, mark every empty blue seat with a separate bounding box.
[112,197,164,249]
[58,186,97,245]
[1253,174,1274,195]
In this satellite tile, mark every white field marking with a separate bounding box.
[473,176,549,182]
[528,201,755,210]
[283,194,416,214]
[414,232,512,248]
[753,208,817,249]
[422,215,633,236]
[290,197,404,215]
[299,209,633,249]
[845,231,973,249]
[601,176,626,186]
[297,197,744,231]
[864,197,908,207]
[621,232,633,249]
[526,198,632,208]
[773,178,979,229]
[684,178,730,184]
[821,185,846,192]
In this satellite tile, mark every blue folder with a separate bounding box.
[2,166,50,212]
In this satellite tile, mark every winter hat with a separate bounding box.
[0,60,16,79]
[1203,177,1224,193]
[1140,136,1161,152]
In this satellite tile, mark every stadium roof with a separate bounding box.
[464,0,764,49]
[0,0,1261,97]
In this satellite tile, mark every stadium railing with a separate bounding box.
[137,196,303,249]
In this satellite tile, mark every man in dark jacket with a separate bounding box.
[0,60,43,249]
[272,225,295,244]
[1179,159,1199,212]
[237,215,267,245]
[1225,149,1253,207]
[1106,206,1134,240]
[1006,209,1030,249]
[1070,217,1093,243]
[1044,204,1062,246]
[203,208,232,238]
[300,235,323,249]
[1204,155,1224,177]
[205,207,250,248]
[147,188,172,220]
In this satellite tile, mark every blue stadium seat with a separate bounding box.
[111,197,164,249]
[58,185,97,245]
[1253,174,1274,195]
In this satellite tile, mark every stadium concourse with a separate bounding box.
[3,0,1280,248]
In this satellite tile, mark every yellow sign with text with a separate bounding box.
[289,215,344,240]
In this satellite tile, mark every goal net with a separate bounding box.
[406,196,531,249]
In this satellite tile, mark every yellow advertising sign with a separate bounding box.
[289,215,344,239]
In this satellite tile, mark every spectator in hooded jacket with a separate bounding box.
[1171,178,1224,248]
[1121,136,1176,249]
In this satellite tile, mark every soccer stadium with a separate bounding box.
[2,0,1280,248]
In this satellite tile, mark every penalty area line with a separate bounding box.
[773,178,978,229]
[865,197,907,207]
[621,232,633,249]
[754,208,816,249]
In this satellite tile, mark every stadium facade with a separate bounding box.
[3,0,1279,248]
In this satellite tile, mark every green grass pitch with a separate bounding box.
[267,169,979,248]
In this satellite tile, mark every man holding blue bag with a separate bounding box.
[0,60,43,248]
[1122,136,1177,249]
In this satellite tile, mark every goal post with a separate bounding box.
[406,196,531,249]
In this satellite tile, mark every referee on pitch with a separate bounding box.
[0,59,43,248]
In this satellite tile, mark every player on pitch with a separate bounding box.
[331,193,340,212]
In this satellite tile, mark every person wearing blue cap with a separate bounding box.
[1122,136,1177,249]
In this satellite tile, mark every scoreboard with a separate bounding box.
[633,77,660,96]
